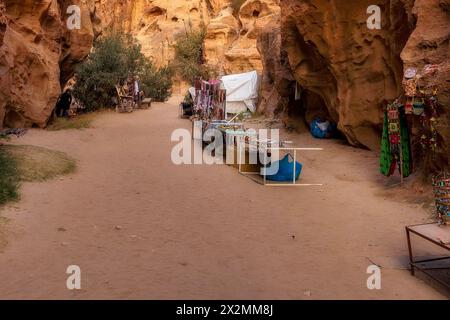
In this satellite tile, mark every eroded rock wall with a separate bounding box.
[263,0,449,167]
[0,0,279,128]
[256,15,294,117]
[205,0,280,74]
[0,0,62,128]
[1,0,448,169]
[93,0,213,67]
[277,0,417,150]
[0,0,96,128]
[401,0,450,167]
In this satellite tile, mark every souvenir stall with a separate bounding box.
[188,74,323,187]
[191,78,250,155]
[399,65,450,290]
[380,64,444,182]
[193,78,227,121]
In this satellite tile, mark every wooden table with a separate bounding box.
[405,223,450,290]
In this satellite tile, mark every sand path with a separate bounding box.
[0,97,447,299]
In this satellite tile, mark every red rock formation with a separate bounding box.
[0,0,448,171]
[0,0,96,128]
[401,0,450,168]
[279,0,418,150]
[256,0,448,168]
[257,16,294,117]
[0,0,62,128]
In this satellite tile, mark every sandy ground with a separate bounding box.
[0,96,448,300]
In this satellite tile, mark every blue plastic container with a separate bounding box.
[265,154,303,182]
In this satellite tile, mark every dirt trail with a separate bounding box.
[0,97,447,299]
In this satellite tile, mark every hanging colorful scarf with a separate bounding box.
[380,110,393,176]
[380,103,411,178]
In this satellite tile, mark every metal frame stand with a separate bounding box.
[406,223,450,290]
[237,141,324,187]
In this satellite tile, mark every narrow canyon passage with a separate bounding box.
[0,97,446,299]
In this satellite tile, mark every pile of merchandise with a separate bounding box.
[433,172,450,225]
[380,64,443,179]
[193,78,227,121]
[402,66,440,155]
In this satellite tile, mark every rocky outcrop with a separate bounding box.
[0,0,62,128]
[401,0,450,167]
[0,0,96,128]
[204,6,240,74]
[94,0,213,67]
[205,0,280,74]
[1,0,280,128]
[1,0,448,171]
[256,16,294,117]
[278,0,416,150]
[255,0,449,167]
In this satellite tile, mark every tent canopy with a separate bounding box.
[221,71,259,114]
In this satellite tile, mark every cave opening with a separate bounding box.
[284,82,337,137]
[3,107,25,128]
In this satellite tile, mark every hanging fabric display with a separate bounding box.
[192,78,227,121]
[380,101,411,178]
[415,86,440,159]
[403,68,418,115]
[429,95,439,156]
[432,172,450,225]
[405,98,414,114]
[412,98,425,116]
[380,110,393,176]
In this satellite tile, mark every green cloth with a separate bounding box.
[380,108,411,178]
[380,111,392,176]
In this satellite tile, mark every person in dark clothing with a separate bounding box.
[56,90,72,117]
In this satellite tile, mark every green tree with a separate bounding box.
[172,28,208,82]
[141,63,173,102]
[73,32,173,110]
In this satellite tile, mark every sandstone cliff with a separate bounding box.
[0,0,448,169]
[205,0,280,74]
[0,0,275,127]
[257,0,449,168]
[0,0,96,128]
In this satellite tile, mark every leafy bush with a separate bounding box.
[73,33,144,111]
[73,32,173,110]
[172,29,208,82]
[140,63,173,102]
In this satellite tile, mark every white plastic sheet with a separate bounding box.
[188,87,196,98]
[221,71,259,113]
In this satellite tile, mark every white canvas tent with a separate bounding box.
[221,70,259,114]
